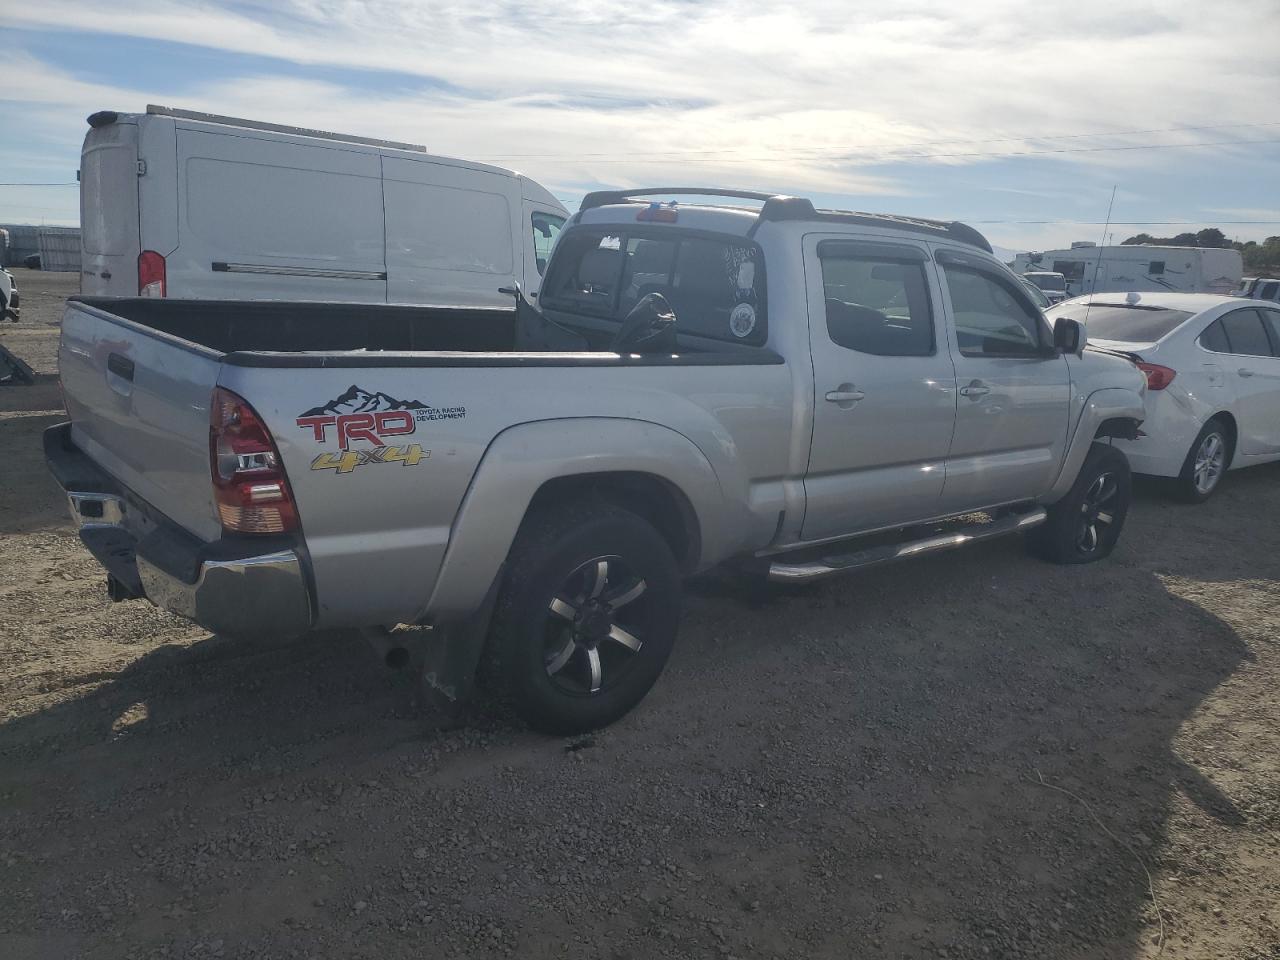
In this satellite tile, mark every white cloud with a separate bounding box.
[3,0,1279,244]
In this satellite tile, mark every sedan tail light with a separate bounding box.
[1136,362,1176,391]
[209,387,298,534]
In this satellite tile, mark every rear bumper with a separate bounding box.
[44,422,313,639]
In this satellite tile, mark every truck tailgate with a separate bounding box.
[59,301,223,541]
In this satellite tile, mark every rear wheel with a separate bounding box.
[1029,442,1131,564]
[1173,418,1231,503]
[487,501,681,734]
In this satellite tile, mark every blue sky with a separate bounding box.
[2,0,1279,254]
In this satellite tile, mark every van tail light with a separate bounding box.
[209,387,298,534]
[1135,362,1176,391]
[138,250,166,297]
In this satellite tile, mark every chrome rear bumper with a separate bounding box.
[47,423,313,639]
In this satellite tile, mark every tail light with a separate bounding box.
[1136,362,1176,391]
[138,250,166,297]
[209,387,298,534]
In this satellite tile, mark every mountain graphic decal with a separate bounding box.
[301,385,430,417]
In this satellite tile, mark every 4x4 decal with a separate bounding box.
[296,385,465,473]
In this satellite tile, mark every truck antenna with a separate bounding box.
[1084,185,1117,328]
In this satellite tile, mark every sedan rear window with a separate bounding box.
[1046,303,1192,342]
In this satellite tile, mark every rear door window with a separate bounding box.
[1262,311,1280,351]
[821,255,934,356]
[542,227,767,345]
[1220,309,1273,357]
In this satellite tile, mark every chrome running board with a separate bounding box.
[768,508,1047,584]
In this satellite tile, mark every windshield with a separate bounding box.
[1026,273,1066,291]
[540,227,767,344]
[1046,303,1193,342]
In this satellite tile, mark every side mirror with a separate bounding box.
[1053,316,1085,357]
[610,292,678,354]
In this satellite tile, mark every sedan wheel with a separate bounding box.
[1192,431,1226,495]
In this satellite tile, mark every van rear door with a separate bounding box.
[170,126,388,302]
[80,121,140,296]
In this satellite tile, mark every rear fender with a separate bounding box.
[1044,387,1146,503]
[424,418,726,621]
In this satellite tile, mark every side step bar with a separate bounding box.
[768,508,1047,584]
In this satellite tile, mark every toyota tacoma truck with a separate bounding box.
[46,188,1146,734]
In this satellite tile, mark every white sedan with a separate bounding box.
[1046,292,1280,502]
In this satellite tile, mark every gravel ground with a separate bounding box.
[1,271,1278,960]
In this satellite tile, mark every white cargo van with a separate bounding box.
[79,106,568,308]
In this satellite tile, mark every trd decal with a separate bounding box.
[297,385,465,451]
[310,444,429,474]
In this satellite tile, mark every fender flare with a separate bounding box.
[1044,387,1146,503]
[423,417,727,622]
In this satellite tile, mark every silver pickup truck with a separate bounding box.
[46,188,1146,733]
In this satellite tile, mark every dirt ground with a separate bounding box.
[1,270,1277,960]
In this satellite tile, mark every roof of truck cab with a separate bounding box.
[577,202,759,236]
[574,199,995,252]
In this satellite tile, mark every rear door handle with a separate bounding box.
[1238,368,1255,377]
[959,380,990,398]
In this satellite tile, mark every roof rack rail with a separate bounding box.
[143,105,428,153]
[578,187,991,254]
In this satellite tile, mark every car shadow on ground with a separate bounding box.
[0,518,1258,959]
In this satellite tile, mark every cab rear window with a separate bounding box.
[541,227,767,345]
[1046,303,1192,342]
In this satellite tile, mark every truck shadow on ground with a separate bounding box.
[0,533,1260,960]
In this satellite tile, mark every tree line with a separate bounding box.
[1122,228,1280,276]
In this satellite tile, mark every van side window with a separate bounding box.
[943,265,1043,356]
[531,212,565,276]
[820,256,934,356]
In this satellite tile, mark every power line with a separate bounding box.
[0,182,78,186]
[487,118,1280,160]
[500,136,1280,165]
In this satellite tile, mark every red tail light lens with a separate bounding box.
[138,250,166,297]
[209,387,298,534]
[1136,362,1176,391]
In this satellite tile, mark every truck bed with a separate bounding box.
[70,296,521,355]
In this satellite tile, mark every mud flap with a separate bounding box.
[418,565,505,714]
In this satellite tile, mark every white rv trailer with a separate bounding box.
[1012,243,1242,298]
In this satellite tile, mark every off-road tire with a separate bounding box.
[1029,442,1131,564]
[486,500,681,734]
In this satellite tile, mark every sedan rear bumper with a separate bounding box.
[44,422,314,639]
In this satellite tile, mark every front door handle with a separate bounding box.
[825,386,866,405]
[1238,368,1255,378]
[959,380,990,399]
